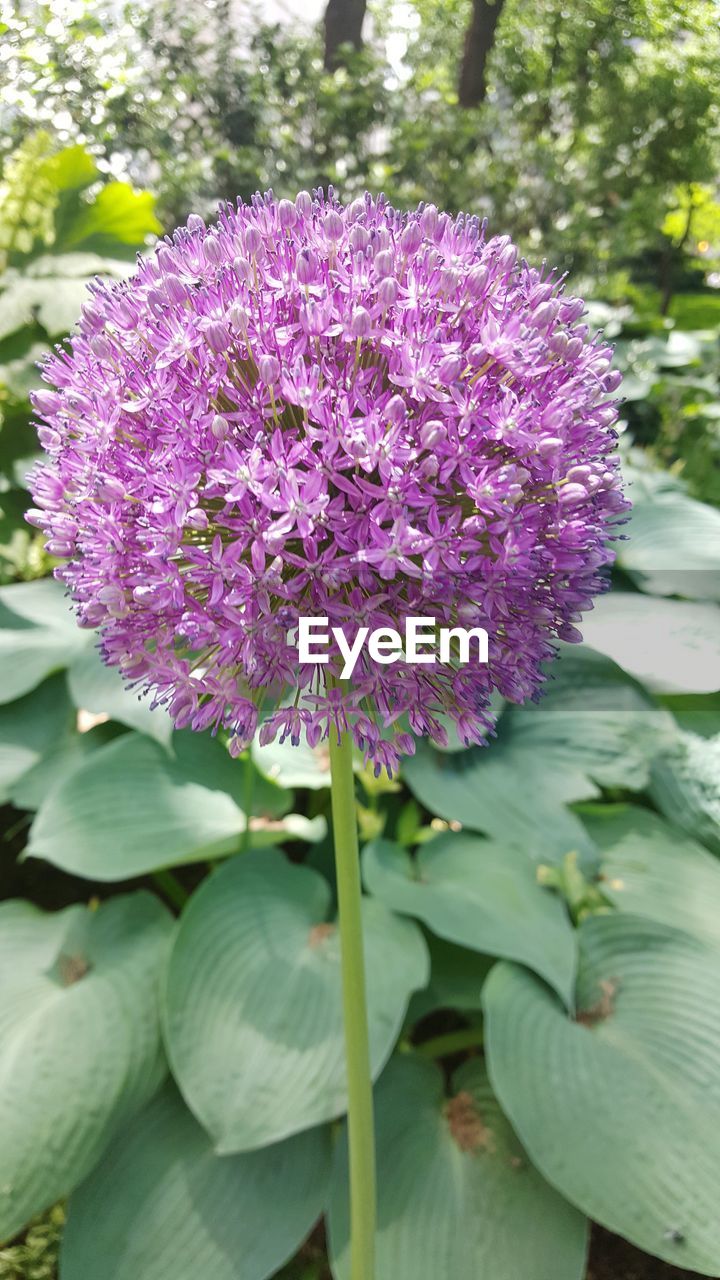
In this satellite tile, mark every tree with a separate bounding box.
[458,0,506,107]
[323,0,368,71]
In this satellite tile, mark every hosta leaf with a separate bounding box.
[252,732,332,789]
[583,806,720,947]
[617,482,720,602]
[26,731,322,880]
[0,892,173,1242]
[10,722,118,812]
[0,674,74,802]
[67,642,174,746]
[406,935,493,1023]
[484,915,720,1273]
[60,1085,330,1280]
[403,648,671,860]
[364,834,575,1005]
[0,579,86,704]
[581,594,720,693]
[650,732,720,854]
[164,850,429,1151]
[327,1055,587,1280]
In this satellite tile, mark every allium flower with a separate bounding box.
[28,189,628,775]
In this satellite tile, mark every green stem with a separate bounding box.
[240,750,254,854]
[414,1024,484,1059]
[152,869,189,912]
[329,726,376,1280]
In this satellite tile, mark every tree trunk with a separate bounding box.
[323,0,367,72]
[458,0,506,108]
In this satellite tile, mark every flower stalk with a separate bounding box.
[329,723,376,1280]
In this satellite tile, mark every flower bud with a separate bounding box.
[295,190,312,216]
[296,247,318,285]
[386,394,406,424]
[400,221,423,254]
[378,276,398,307]
[349,224,370,253]
[420,204,438,237]
[374,249,394,277]
[245,226,262,255]
[420,419,443,448]
[205,320,231,353]
[537,436,563,459]
[233,255,252,282]
[258,354,281,384]
[350,307,371,338]
[278,199,297,229]
[227,302,249,331]
[437,353,463,384]
[32,389,62,416]
[467,264,489,298]
[187,213,205,232]
[203,235,224,265]
[211,414,229,440]
[164,274,187,304]
[324,209,344,240]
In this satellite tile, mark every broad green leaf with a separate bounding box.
[0,674,74,802]
[61,1085,330,1280]
[328,1055,587,1280]
[403,648,672,860]
[10,721,118,812]
[61,183,161,249]
[618,485,720,602]
[661,691,720,738]
[581,594,720,693]
[26,731,321,880]
[0,578,86,703]
[68,642,174,746]
[164,850,429,1151]
[484,915,720,1273]
[0,892,173,1242]
[364,834,575,1005]
[650,731,720,854]
[252,732,332,789]
[582,806,720,947]
[406,935,493,1023]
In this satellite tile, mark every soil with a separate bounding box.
[588,1226,705,1280]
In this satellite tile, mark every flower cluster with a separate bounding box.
[28,189,628,774]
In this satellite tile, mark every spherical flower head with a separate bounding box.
[28,189,629,775]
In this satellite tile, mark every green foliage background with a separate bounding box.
[0,2,719,1278]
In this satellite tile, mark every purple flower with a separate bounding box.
[28,189,628,774]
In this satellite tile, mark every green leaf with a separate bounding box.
[68,642,174,746]
[0,674,74,803]
[583,806,720,947]
[252,731,332,789]
[327,1055,587,1280]
[0,579,86,704]
[10,721,118,812]
[44,145,99,193]
[406,935,493,1023]
[61,1085,330,1280]
[364,834,576,1005]
[484,915,720,1273]
[164,850,429,1151]
[60,183,162,250]
[403,648,671,860]
[618,485,720,602]
[26,731,320,880]
[0,892,173,1242]
[581,594,720,694]
[649,731,720,854]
